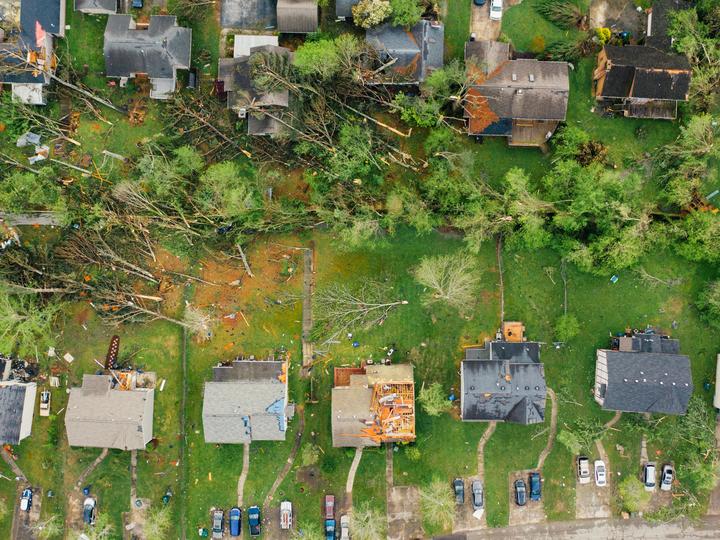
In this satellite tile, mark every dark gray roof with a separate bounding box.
[645,0,692,50]
[614,333,680,354]
[103,15,191,79]
[75,0,117,13]
[20,0,65,39]
[277,0,318,33]
[336,0,358,18]
[0,384,28,444]
[461,340,546,424]
[462,360,546,424]
[203,359,289,443]
[366,20,444,83]
[599,350,692,414]
[600,45,690,101]
[464,40,511,77]
[221,0,277,29]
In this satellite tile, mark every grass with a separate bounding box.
[502,0,588,53]
[442,0,472,61]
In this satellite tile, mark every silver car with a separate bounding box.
[660,464,673,492]
[471,480,484,510]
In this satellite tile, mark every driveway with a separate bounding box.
[387,486,423,540]
[453,476,486,532]
[508,471,545,526]
[12,487,41,540]
[575,479,611,519]
[469,1,522,41]
[589,0,645,37]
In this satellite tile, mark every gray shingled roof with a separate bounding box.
[461,341,546,424]
[331,386,377,448]
[75,0,117,13]
[366,20,444,83]
[65,374,154,450]
[599,350,692,414]
[336,0,358,18]
[202,360,288,444]
[0,382,35,445]
[103,15,191,79]
[221,0,277,29]
[277,0,318,33]
[464,40,510,76]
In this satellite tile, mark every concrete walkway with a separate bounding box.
[537,388,558,470]
[0,448,26,481]
[301,245,315,374]
[477,422,496,478]
[640,434,648,464]
[237,443,250,507]
[75,448,109,488]
[344,447,363,513]
[604,411,622,429]
[708,422,720,515]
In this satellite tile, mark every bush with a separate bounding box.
[417,382,452,416]
[321,454,338,473]
[419,478,455,530]
[301,444,320,466]
[696,280,720,328]
[596,27,612,44]
[389,0,423,28]
[554,313,580,341]
[352,0,392,28]
[618,476,651,512]
[557,429,582,455]
[405,446,421,462]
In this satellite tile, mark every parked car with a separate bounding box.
[594,460,607,487]
[82,497,97,525]
[340,514,350,539]
[660,464,674,492]
[131,0,143,8]
[39,390,51,417]
[473,0,487,6]
[453,478,465,505]
[324,494,335,519]
[280,500,292,530]
[471,480,484,510]
[325,518,336,540]
[211,509,224,539]
[248,506,261,537]
[514,479,527,506]
[643,462,657,492]
[577,456,591,484]
[529,472,542,501]
[489,0,503,20]
[229,507,241,537]
[20,489,32,512]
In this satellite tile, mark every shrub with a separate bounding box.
[301,444,320,466]
[596,27,612,44]
[405,446,421,462]
[618,476,651,512]
[419,478,455,529]
[417,382,452,416]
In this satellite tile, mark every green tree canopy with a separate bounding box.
[195,161,262,223]
[417,382,452,416]
[0,170,66,214]
[389,0,423,28]
[618,476,652,513]
[0,290,64,357]
[352,0,392,28]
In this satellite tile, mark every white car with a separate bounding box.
[594,460,607,487]
[660,464,673,492]
[280,500,292,530]
[490,0,503,21]
[643,463,657,492]
[340,514,350,539]
[577,456,591,484]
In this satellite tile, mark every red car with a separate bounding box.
[324,495,335,519]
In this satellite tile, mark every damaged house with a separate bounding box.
[0,0,66,104]
[218,40,292,137]
[332,364,415,447]
[464,40,569,147]
[594,329,693,415]
[202,357,292,444]
[461,322,547,425]
[103,14,191,100]
[365,19,444,85]
[0,356,37,445]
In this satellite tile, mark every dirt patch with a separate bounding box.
[589,0,646,38]
[12,486,42,540]
[387,485,423,540]
[296,466,323,492]
[508,471,545,526]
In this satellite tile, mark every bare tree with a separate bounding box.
[313,281,408,343]
[413,253,479,311]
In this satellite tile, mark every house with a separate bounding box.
[0,381,36,445]
[366,20,444,84]
[74,0,117,14]
[464,41,569,147]
[103,15,191,100]
[202,357,291,444]
[332,364,415,447]
[277,0,318,33]
[336,0,358,20]
[645,0,692,51]
[65,373,155,450]
[592,44,691,120]
[461,322,546,424]
[220,0,277,30]
[594,330,693,415]
[217,41,292,136]
[0,0,66,104]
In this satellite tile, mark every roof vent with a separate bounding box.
[511,73,517,81]
[660,381,664,385]
[517,89,523,95]
[525,386,529,390]
[672,382,676,386]
[529,73,535,82]
[500,386,505,391]
[535,386,539,390]
[623,378,628,382]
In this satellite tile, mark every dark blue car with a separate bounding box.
[248,506,261,537]
[229,507,241,536]
[529,472,542,501]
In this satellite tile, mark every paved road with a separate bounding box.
[438,516,720,540]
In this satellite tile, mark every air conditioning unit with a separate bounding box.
[238,107,247,119]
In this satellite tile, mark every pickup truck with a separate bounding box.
[39,390,50,417]
[248,505,261,537]
[280,500,292,530]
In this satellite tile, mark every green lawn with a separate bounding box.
[443,0,472,61]
[502,0,588,53]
